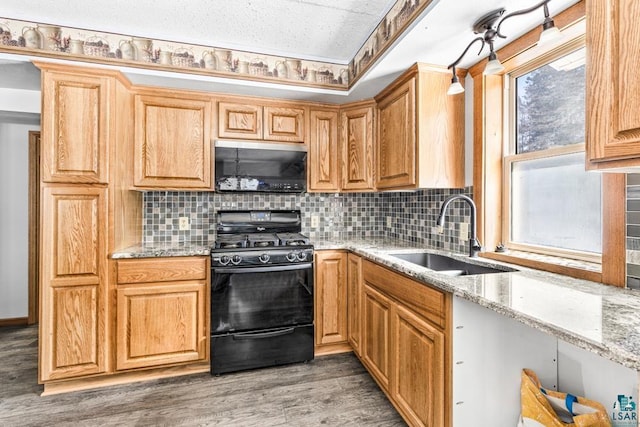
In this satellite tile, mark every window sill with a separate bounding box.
[481,249,602,283]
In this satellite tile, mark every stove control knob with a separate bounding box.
[258,253,270,264]
[219,255,231,266]
[231,255,242,265]
[296,251,307,261]
[286,252,297,262]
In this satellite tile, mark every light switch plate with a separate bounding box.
[386,216,392,228]
[311,215,319,228]
[178,216,190,231]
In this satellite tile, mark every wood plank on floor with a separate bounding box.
[0,325,406,426]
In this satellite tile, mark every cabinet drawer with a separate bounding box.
[363,260,446,329]
[117,257,208,284]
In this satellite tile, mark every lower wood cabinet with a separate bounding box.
[346,253,363,356]
[392,303,446,427]
[39,185,108,382]
[362,260,450,427]
[314,250,349,354]
[115,257,209,371]
[362,283,392,390]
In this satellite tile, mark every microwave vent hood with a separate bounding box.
[214,140,307,193]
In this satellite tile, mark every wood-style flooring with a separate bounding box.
[0,325,405,426]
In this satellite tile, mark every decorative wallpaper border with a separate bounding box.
[349,0,435,86]
[0,0,432,90]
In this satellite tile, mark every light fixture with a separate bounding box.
[446,0,560,95]
[447,67,465,95]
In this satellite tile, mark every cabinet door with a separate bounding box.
[264,106,305,142]
[116,281,208,370]
[341,105,375,191]
[347,253,363,356]
[392,304,445,427]
[315,251,348,346]
[376,77,416,189]
[41,71,110,184]
[218,102,263,140]
[586,0,640,168]
[134,93,212,189]
[40,186,108,381]
[308,109,340,191]
[362,283,392,390]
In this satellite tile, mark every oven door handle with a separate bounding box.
[213,263,313,274]
[232,327,296,340]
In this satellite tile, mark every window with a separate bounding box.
[503,46,602,262]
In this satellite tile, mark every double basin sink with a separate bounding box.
[388,252,517,277]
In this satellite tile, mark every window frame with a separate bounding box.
[469,5,626,286]
[502,44,600,263]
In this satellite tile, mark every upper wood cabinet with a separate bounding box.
[586,0,640,169]
[39,185,108,382]
[41,69,111,184]
[341,102,375,191]
[375,63,464,190]
[115,257,209,370]
[264,106,305,142]
[134,91,213,189]
[218,102,262,140]
[308,108,340,192]
[314,251,349,352]
[218,101,305,143]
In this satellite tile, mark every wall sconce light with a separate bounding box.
[447,0,562,95]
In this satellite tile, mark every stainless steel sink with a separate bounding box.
[388,252,516,276]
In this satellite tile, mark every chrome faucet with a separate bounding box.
[436,194,482,258]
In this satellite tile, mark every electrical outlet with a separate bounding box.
[311,215,319,228]
[459,223,469,241]
[386,216,392,228]
[178,216,190,231]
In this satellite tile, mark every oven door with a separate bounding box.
[211,262,313,334]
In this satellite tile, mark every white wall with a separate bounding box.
[0,115,40,319]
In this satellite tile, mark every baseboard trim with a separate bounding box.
[0,317,29,327]
[314,342,353,356]
[41,362,210,396]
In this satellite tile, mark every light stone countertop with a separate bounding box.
[112,238,640,371]
[111,243,211,259]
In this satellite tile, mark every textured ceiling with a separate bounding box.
[0,0,582,102]
[1,0,397,63]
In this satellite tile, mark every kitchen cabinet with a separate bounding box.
[392,304,446,427]
[375,63,464,190]
[346,253,363,356]
[218,101,304,143]
[314,250,349,354]
[115,257,209,370]
[41,68,111,184]
[308,108,340,191]
[263,106,305,142]
[586,0,640,169]
[218,101,263,140]
[362,283,392,390]
[361,259,450,427]
[341,102,375,191]
[134,90,213,189]
[39,185,108,381]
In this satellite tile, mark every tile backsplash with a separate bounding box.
[627,174,640,289]
[143,187,474,254]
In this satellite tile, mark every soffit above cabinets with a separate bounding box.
[0,0,581,103]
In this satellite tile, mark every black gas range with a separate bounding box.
[209,210,314,374]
